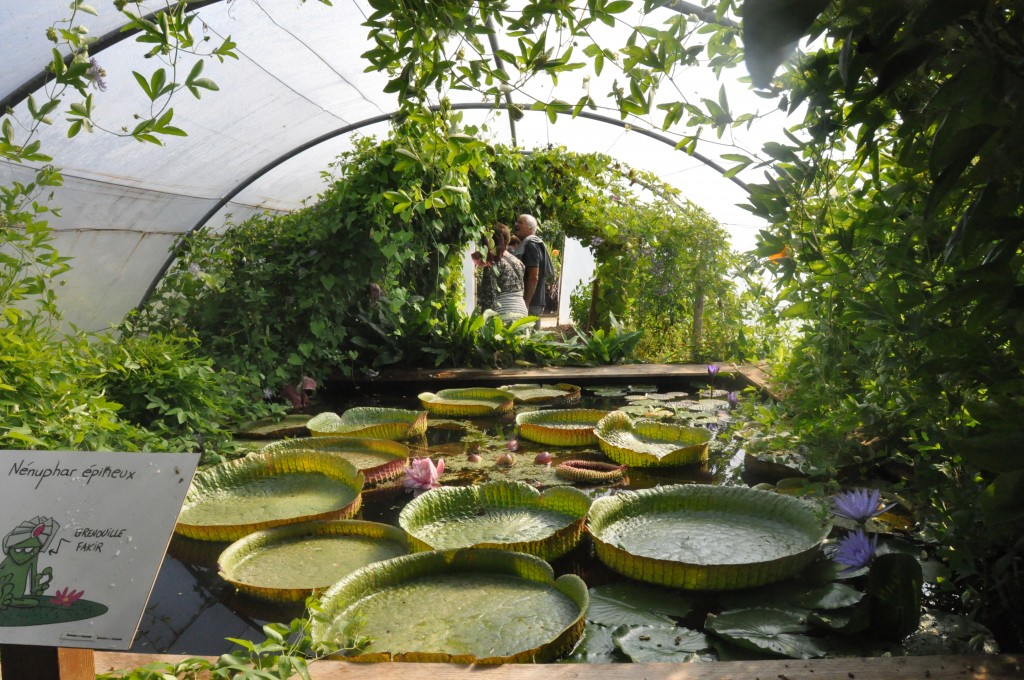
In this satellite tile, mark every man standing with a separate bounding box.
[513,213,551,328]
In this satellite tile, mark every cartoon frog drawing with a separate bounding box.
[0,517,58,608]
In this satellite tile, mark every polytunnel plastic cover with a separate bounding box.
[1,0,778,332]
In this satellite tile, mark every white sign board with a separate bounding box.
[0,450,199,650]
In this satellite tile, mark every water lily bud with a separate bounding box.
[534,451,552,465]
[467,453,482,463]
[506,438,520,452]
[496,452,516,467]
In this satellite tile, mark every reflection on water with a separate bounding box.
[132,381,740,656]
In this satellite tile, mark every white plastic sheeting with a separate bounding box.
[2,0,776,332]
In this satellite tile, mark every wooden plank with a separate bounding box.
[349,363,753,390]
[86,653,1023,680]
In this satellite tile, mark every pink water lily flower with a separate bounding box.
[404,457,444,491]
[50,587,85,607]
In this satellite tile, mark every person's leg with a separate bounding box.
[528,304,544,330]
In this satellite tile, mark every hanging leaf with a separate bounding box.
[742,0,832,89]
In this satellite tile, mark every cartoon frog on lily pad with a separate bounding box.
[0,516,58,608]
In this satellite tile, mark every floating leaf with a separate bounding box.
[562,622,619,663]
[612,624,709,663]
[587,583,693,627]
[705,607,830,659]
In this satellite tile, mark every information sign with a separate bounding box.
[0,450,199,650]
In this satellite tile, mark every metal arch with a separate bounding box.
[0,1,226,114]
[136,101,750,310]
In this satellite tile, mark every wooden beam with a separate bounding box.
[86,653,1023,680]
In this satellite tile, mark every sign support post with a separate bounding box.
[0,644,94,679]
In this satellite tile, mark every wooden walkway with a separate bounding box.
[87,652,1023,679]
[348,362,781,399]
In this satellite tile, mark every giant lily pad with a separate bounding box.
[175,450,364,541]
[234,414,311,440]
[499,383,582,405]
[218,520,412,602]
[588,484,831,590]
[259,436,408,484]
[418,387,515,417]
[311,548,589,663]
[515,408,609,446]
[306,407,427,440]
[594,411,711,467]
[398,480,591,561]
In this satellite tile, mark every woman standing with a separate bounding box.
[476,223,528,324]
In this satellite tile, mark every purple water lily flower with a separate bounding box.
[727,391,738,409]
[832,488,896,523]
[707,364,720,377]
[404,457,444,491]
[834,528,877,574]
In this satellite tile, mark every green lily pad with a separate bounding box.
[499,383,582,405]
[587,583,693,627]
[562,622,620,663]
[588,484,831,590]
[704,607,831,659]
[398,480,591,560]
[311,549,588,663]
[259,436,408,484]
[234,414,311,440]
[307,407,428,440]
[175,450,364,541]
[594,411,712,467]
[515,408,609,446]
[612,624,709,663]
[588,386,627,397]
[218,520,413,602]
[418,388,515,417]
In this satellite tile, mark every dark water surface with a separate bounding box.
[130,379,747,656]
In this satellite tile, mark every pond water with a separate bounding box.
[132,378,744,656]
[129,378,979,662]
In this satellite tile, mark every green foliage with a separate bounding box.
[733,0,1024,648]
[99,328,280,462]
[572,314,643,365]
[96,616,321,680]
[569,197,750,362]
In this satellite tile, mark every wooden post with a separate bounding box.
[0,645,95,680]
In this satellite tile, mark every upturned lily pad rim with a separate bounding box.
[218,520,413,602]
[398,480,592,560]
[587,484,831,590]
[595,411,712,467]
[311,548,589,663]
[307,407,428,440]
[499,383,583,404]
[175,450,364,542]
[515,408,609,446]
[258,436,409,484]
[418,387,516,416]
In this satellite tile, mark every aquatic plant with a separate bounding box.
[534,451,553,465]
[834,528,877,574]
[832,488,895,524]
[404,457,444,491]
